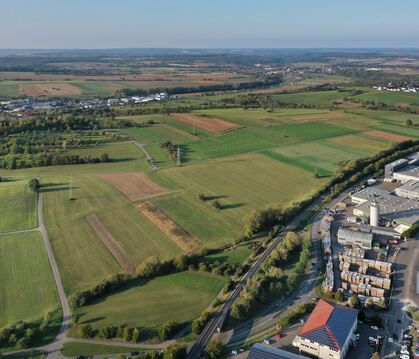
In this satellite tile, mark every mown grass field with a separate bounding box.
[0,142,151,176]
[0,231,59,326]
[180,130,277,162]
[42,175,180,294]
[353,90,419,106]
[204,243,253,267]
[148,153,327,240]
[262,140,372,177]
[0,178,37,233]
[372,123,419,139]
[62,342,142,357]
[72,271,225,334]
[328,133,391,153]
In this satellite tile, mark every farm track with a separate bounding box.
[132,141,158,169]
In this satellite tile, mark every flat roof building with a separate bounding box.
[395,179,419,200]
[337,228,373,249]
[351,187,419,227]
[392,165,419,183]
[293,300,358,359]
[384,158,408,178]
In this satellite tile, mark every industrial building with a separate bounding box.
[247,344,308,359]
[351,187,419,231]
[293,300,358,359]
[395,179,419,200]
[384,158,409,178]
[337,228,373,249]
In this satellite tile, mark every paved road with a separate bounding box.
[132,141,158,169]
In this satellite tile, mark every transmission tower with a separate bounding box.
[177,146,181,167]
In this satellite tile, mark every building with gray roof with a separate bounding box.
[247,344,308,359]
[395,179,419,200]
[337,228,373,249]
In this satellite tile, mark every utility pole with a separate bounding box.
[177,146,181,167]
[69,175,74,200]
[193,119,196,136]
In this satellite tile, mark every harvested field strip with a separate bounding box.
[363,130,414,142]
[136,201,200,252]
[85,214,137,275]
[96,173,168,201]
[171,113,241,134]
[19,83,82,96]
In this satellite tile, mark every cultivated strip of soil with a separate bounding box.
[136,201,200,252]
[86,214,137,275]
[363,130,414,142]
[97,173,168,201]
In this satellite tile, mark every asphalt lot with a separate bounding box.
[347,323,386,359]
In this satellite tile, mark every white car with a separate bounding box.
[263,339,273,345]
[399,354,409,359]
[371,325,379,330]
[388,337,393,343]
[400,347,409,355]
[356,334,360,340]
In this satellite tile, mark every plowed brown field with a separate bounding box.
[97,173,168,201]
[363,130,413,142]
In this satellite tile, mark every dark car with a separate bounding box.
[131,352,140,356]
[393,333,398,341]
[77,356,86,359]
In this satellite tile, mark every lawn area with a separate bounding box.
[144,143,174,167]
[148,153,327,235]
[273,90,353,106]
[119,123,197,144]
[180,130,277,162]
[254,121,355,143]
[0,178,37,233]
[42,175,179,294]
[72,271,225,335]
[262,140,370,177]
[204,243,253,267]
[150,192,239,247]
[0,142,151,176]
[0,231,59,326]
[327,134,391,153]
[353,90,419,106]
[61,342,143,357]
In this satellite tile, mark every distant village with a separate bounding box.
[373,83,418,93]
[0,92,171,117]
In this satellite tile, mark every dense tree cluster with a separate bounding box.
[276,302,316,329]
[69,273,130,308]
[230,233,311,321]
[192,311,212,335]
[0,310,57,350]
[77,323,142,343]
[160,141,177,163]
[158,320,179,341]
[115,76,283,97]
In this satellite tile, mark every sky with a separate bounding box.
[1,0,418,49]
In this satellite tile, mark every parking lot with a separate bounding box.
[347,323,387,359]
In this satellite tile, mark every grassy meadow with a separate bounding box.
[71,271,225,335]
[0,231,59,326]
[0,178,37,233]
[41,175,181,294]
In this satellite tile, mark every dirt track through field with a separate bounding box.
[137,201,200,252]
[171,113,241,134]
[363,130,414,142]
[86,214,137,275]
[97,173,167,201]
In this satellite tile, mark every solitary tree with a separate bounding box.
[349,294,360,308]
[131,328,141,343]
[29,178,40,193]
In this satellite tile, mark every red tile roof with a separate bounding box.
[299,299,334,336]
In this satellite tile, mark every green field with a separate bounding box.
[148,153,327,237]
[353,90,419,106]
[62,342,142,357]
[0,142,151,176]
[0,178,37,233]
[0,231,59,326]
[272,90,353,106]
[204,243,253,267]
[72,271,225,334]
[42,175,180,294]
[262,140,371,177]
[180,130,277,162]
[328,134,391,153]
[372,123,419,139]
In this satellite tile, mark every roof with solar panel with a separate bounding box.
[297,299,358,351]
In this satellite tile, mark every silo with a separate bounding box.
[370,201,379,227]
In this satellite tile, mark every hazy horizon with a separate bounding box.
[2,0,418,49]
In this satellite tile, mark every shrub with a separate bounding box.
[78,324,95,339]
[29,178,40,193]
[335,289,344,302]
[211,200,222,210]
[163,344,186,359]
[132,328,141,343]
[206,339,225,358]
[198,192,206,201]
[158,320,178,341]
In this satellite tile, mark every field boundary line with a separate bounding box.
[86,214,137,275]
[0,227,39,236]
